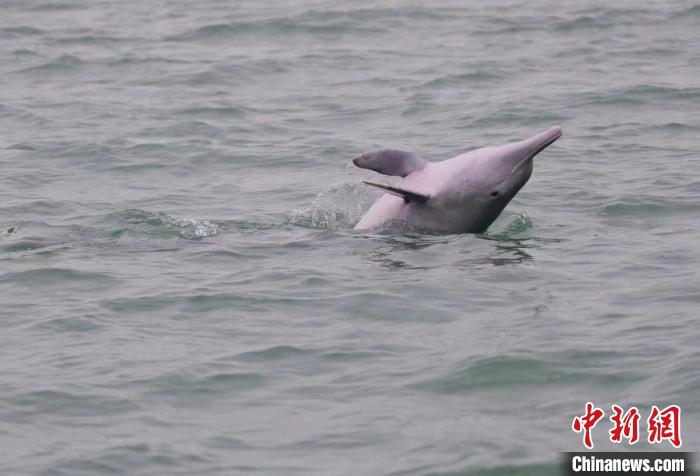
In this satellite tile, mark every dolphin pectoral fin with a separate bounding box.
[353,149,426,177]
[362,181,430,204]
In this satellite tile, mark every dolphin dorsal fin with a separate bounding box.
[353,149,426,177]
[362,181,429,204]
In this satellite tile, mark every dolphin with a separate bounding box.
[353,126,562,233]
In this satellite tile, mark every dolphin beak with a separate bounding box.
[522,126,563,159]
[501,126,562,178]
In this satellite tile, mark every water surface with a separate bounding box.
[1,0,699,474]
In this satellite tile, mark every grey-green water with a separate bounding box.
[1,1,699,474]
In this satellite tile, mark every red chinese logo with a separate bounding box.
[647,404,682,448]
[572,402,605,449]
[609,405,640,444]
[572,403,682,449]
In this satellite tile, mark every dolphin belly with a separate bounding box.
[353,194,407,230]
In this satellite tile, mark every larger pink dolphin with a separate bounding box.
[353,126,563,233]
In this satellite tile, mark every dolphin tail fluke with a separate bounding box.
[362,181,429,204]
[353,149,426,177]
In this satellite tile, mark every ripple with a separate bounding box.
[413,354,641,395]
[600,197,700,218]
[0,237,66,253]
[12,48,40,56]
[175,105,248,118]
[28,2,82,11]
[166,16,382,42]
[485,212,533,237]
[100,294,181,314]
[138,371,266,404]
[16,54,85,75]
[1,105,52,127]
[42,444,211,475]
[105,209,220,239]
[0,268,113,285]
[1,1,700,473]
[31,316,103,333]
[674,4,700,18]
[623,84,700,100]
[53,35,132,45]
[419,71,505,89]
[554,15,612,32]
[0,26,43,38]
[235,345,315,362]
[9,389,137,417]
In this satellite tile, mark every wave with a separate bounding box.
[104,209,221,240]
[16,54,85,74]
[166,18,381,42]
[0,26,43,37]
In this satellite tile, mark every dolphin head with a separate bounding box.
[431,126,562,233]
[479,126,562,204]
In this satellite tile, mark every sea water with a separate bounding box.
[1,1,699,474]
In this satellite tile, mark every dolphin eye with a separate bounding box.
[490,191,499,197]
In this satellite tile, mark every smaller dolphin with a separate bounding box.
[353,126,562,233]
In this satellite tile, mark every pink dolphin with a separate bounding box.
[353,126,562,233]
